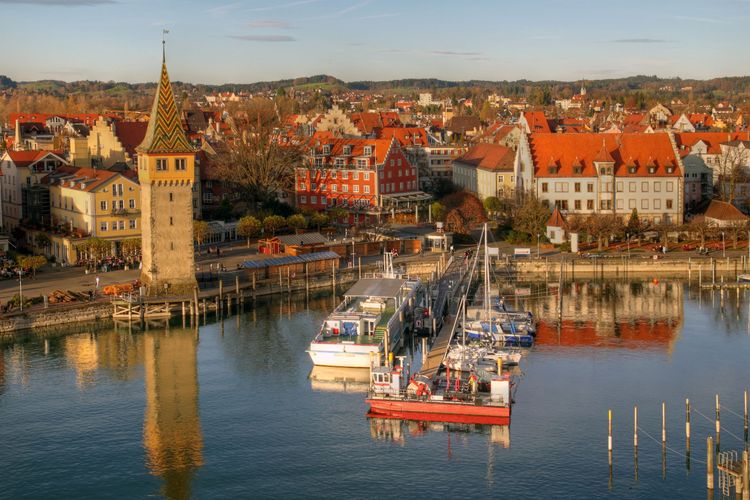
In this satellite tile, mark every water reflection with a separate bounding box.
[368,417,511,448]
[143,327,203,500]
[308,366,370,393]
[524,280,684,351]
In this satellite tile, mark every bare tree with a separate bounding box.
[717,145,747,203]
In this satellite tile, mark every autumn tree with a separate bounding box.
[687,218,714,247]
[236,215,261,247]
[17,255,47,278]
[586,215,624,251]
[263,215,286,236]
[430,201,446,222]
[512,195,549,239]
[214,98,302,209]
[440,192,487,235]
[193,220,209,251]
[310,212,329,231]
[483,196,502,218]
[120,238,141,260]
[287,214,307,233]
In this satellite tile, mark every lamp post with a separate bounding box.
[18,268,23,312]
[537,233,541,259]
[722,231,726,258]
[626,233,630,258]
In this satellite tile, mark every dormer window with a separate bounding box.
[628,166,637,174]
[322,145,331,155]
[548,166,558,174]
[343,145,352,155]
[573,166,582,175]
[600,167,611,175]
[666,166,674,174]
[364,146,373,156]
[334,158,345,167]
[649,166,656,174]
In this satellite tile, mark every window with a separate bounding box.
[573,166,582,175]
[542,182,548,193]
[335,158,344,167]
[300,196,307,204]
[600,200,612,210]
[641,182,649,192]
[666,199,673,209]
[399,182,404,190]
[574,182,581,192]
[654,182,661,192]
[342,185,349,193]
[379,171,384,179]
[322,145,330,155]
[666,182,674,192]
[175,158,186,171]
[641,199,649,209]
[169,192,174,202]
[311,196,317,204]
[299,183,306,191]
[129,199,136,209]
[587,183,594,193]
[330,171,337,179]
[363,172,370,181]
[397,159,402,167]
[390,160,395,167]
[364,146,372,156]
[156,159,167,171]
[100,200,107,211]
[342,171,348,180]
[629,199,636,209]
[616,199,623,210]
[654,199,661,209]
[353,185,359,193]
[648,166,656,174]
[616,181,623,192]
[100,221,107,232]
[119,221,125,230]
[353,171,359,180]
[118,200,124,210]
[314,158,322,167]
[321,196,326,205]
[169,216,174,225]
[129,219,136,229]
[331,185,337,192]
[364,185,370,194]
[629,182,636,192]
[628,166,637,174]
[574,200,581,210]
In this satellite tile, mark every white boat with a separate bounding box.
[307,254,425,368]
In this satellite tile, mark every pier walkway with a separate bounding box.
[419,255,471,378]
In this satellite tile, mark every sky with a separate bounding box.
[1,0,749,85]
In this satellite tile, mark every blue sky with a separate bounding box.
[0,0,748,84]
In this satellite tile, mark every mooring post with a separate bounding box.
[662,401,667,445]
[745,389,748,444]
[707,436,714,492]
[686,398,691,456]
[287,267,291,293]
[421,336,427,364]
[279,268,283,290]
[235,275,240,299]
[332,261,336,293]
[193,287,199,318]
[219,279,223,301]
[252,272,256,292]
[700,265,703,287]
[712,258,716,285]
[608,409,613,466]
[358,256,362,279]
[181,301,185,318]
[634,405,638,451]
[688,257,692,281]
[716,394,721,451]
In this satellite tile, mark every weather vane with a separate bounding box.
[162,28,170,61]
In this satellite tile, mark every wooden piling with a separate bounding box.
[707,436,714,491]
[235,275,240,298]
[358,256,362,279]
[219,279,223,301]
[421,336,427,364]
[716,394,721,451]
[287,267,291,293]
[712,258,716,284]
[745,389,748,444]
[181,301,185,318]
[633,405,638,451]
[193,287,199,318]
[252,272,256,291]
[332,261,336,293]
[662,401,667,444]
[608,409,613,466]
[305,263,309,294]
[279,268,283,290]
[215,296,219,314]
[686,398,691,455]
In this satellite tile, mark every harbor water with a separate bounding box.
[1,280,749,499]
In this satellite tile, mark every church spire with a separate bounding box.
[137,40,192,155]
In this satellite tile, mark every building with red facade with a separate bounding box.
[295,136,431,225]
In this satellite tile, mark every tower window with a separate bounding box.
[170,242,174,250]
[169,192,173,202]
[175,158,186,171]
[156,159,168,171]
[169,216,174,225]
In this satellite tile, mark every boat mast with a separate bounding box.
[483,223,490,321]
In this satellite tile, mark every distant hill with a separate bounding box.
[2,73,750,98]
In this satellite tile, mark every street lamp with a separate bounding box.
[722,231,726,258]
[18,268,23,311]
[537,233,541,259]
[626,233,630,258]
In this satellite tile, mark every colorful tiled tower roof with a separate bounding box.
[137,53,193,154]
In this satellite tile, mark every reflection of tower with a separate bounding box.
[143,329,203,499]
[65,334,99,388]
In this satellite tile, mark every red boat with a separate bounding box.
[365,364,512,426]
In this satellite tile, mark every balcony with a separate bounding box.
[111,208,140,216]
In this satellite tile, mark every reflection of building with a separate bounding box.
[530,281,683,352]
[368,417,510,448]
[143,329,203,499]
[65,334,100,388]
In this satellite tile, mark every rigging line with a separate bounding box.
[636,425,707,464]
[722,405,747,421]
[693,407,747,444]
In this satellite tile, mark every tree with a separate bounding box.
[17,255,47,278]
[214,99,302,208]
[120,238,141,260]
[687,218,714,247]
[310,212,329,231]
[194,220,209,251]
[725,220,748,249]
[483,196,502,218]
[512,195,549,239]
[444,209,469,234]
[625,208,645,240]
[479,101,495,122]
[263,215,286,236]
[34,233,50,252]
[717,145,747,202]
[430,201,446,222]
[286,214,307,233]
[587,215,624,251]
[236,215,261,247]
[441,192,487,231]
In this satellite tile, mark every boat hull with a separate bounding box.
[307,348,377,368]
[366,397,511,426]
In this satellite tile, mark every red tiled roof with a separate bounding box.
[522,111,551,133]
[547,207,566,228]
[44,165,134,192]
[113,121,148,157]
[6,149,65,169]
[623,113,647,126]
[305,137,395,166]
[529,133,680,178]
[673,132,750,154]
[455,143,515,171]
[377,127,430,147]
[704,200,749,222]
[349,111,401,134]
